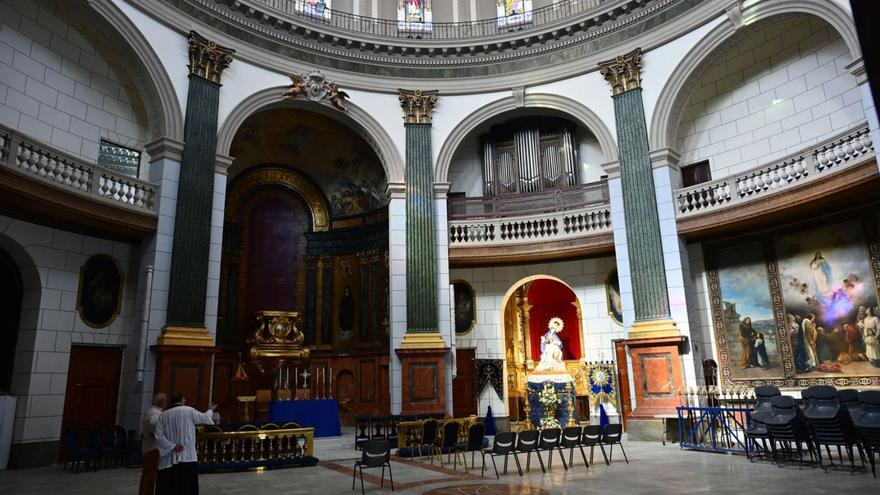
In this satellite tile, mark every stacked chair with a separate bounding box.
[852,391,880,478]
[801,385,864,471]
[744,385,780,462]
[763,395,816,467]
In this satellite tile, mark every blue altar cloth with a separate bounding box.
[268,400,342,437]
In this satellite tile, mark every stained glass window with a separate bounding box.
[296,0,331,21]
[398,0,432,33]
[497,0,533,28]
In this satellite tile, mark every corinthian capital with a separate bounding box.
[598,48,642,96]
[187,31,234,84]
[398,89,439,124]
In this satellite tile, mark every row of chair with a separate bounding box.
[61,426,131,473]
[745,385,880,477]
[480,425,627,479]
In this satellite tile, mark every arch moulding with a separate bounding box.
[435,93,619,184]
[649,0,861,154]
[216,87,405,184]
[86,0,184,143]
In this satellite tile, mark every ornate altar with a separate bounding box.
[247,310,310,389]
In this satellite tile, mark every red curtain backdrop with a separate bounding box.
[527,279,582,361]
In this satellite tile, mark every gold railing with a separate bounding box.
[396,416,478,450]
[196,426,315,466]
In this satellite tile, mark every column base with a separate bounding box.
[399,331,447,349]
[395,346,450,415]
[628,318,679,340]
[158,325,215,346]
[151,344,221,411]
[624,335,686,417]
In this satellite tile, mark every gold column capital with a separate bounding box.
[598,47,642,96]
[188,31,234,84]
[398,89,439,124]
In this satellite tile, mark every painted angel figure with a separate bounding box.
[535,317,566,372]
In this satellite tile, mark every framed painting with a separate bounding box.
[397,0,432,33]
[772,219,880,386]
[707,241,788,386]
[452,280,476,335]
[605,269,623,325]
[76,254,124,328]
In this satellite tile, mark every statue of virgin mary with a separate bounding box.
[535,317,566,372]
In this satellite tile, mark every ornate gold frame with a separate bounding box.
[452,279,476,335]
[76,254,124,329]
[605,268,623,326]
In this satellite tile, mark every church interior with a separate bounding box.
[0,0,879,493]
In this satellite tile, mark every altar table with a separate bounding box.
[268,399,342,437]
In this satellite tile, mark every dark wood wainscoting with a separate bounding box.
[61,346,123,431]
[452,348,476,418]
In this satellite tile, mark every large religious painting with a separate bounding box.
[76,254,124,328]
[773,220,880,381]
[496,0,533,28]
[708,242,784,383]
[707,216,880,388]
[295,0,331,20]
[453,280,476,335]
[397,0,432,33]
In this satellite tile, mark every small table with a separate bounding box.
[268,399,342,437]
[655,414,678,445]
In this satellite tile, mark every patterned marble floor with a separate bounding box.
[0,441,876,495]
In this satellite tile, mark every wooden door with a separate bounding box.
[0,247,22,393]
[452,348,476,418]
[614,340,632,428]
[379,364,390,415]
[61,346,123,430]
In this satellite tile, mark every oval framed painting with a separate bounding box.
[452,280,476,335]
[76,254,124,328]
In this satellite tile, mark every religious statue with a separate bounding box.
[534,317,566,372]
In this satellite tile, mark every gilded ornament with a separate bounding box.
[187,31,234,84]
[598,47,642,95]
[282,70,350,111]
[398,89,439,124]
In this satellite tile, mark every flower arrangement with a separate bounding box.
[537,382,560,429]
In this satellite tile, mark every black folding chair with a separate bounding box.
[561,426,589,469]
[600,424,628,464]
[417,419,438,461]
[352,440,393,494]
[536,427,566,471]
[582,425,608,465]
[461,422,485,472]
[513,429,543,474]
[481,431,520,478]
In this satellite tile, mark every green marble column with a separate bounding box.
[398,89,445,348]
[599,48,675,334]
[161,32,233,345]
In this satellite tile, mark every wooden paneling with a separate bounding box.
[396,347,449,415]
[170,364,202,407]
[151,344,219,412]
[452,348,476,417]
[358,359,376,403]
[614,339,632,427]
[61,346,122,430]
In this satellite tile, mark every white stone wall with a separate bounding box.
[388,194,406,413]
[451,256,622,418]
[684,242,715,386]
[0,215,141,446]
[676,15,865,179]
[0,0,151,178]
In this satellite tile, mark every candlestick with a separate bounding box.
[328,365,333,399]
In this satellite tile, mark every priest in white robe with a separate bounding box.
[154,393,217,495]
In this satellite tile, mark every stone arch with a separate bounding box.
[81,0,185,142]
[0,231,43,391]
[649,0,862,153]
[216,88,405,184]
[435,93,619,184]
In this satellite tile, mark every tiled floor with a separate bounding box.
[0,440,877,494]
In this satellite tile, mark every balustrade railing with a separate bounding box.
[196,425,316,469]
[0,125,157,214]
[247,0,607,40]
[675,122,874,218]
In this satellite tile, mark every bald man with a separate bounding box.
[140,393,167,495]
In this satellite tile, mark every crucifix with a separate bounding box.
[300,368,311,390]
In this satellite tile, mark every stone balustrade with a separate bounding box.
[675,122,874,218]
[449,203,612,247]
[0,125,158,214]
